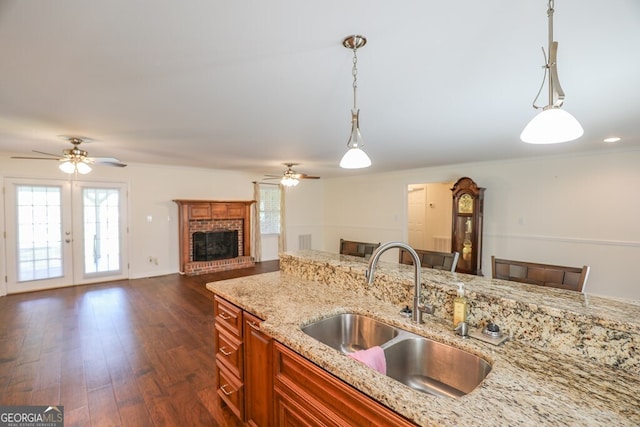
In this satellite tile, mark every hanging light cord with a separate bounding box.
[531,0,562,111]
[531,49,549,111]
[351,46,359,109]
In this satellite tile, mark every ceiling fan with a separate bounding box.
[264,163,320,187]
[11,136,127,174]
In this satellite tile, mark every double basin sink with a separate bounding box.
[302,313,491,398]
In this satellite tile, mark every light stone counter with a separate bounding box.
[206,250,640,427]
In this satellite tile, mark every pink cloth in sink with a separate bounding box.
[348,346,386,375]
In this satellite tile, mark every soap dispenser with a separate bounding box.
[453,283,469,327]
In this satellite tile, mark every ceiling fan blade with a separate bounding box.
[11,156,59,160]
[297,174,320,179]
[32,150,62,158]
[87,157,128,167]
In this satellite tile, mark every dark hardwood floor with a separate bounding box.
[0,261,279,426]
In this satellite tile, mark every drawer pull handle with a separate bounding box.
[220,384,235,396]
[219,346,232,356]
[248,321,260,331]
[219,312,232,321]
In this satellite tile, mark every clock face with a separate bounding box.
[458,194,473,214]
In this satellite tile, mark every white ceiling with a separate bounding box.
[1,0,639,179]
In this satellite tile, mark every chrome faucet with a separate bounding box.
[365,241,433,324]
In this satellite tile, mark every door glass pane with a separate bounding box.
[16,185,63,281]
[83,188,121,275]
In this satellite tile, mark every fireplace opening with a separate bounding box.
[192,230,239,261]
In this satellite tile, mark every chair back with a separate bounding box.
[339,239,381,259]
[491,256,589,292]
[399,248,460,273]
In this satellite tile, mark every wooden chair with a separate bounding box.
[339,239,381,259]
[399,248,460,273]
[491,256,590,292]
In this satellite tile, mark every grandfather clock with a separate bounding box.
[451,177,485,275]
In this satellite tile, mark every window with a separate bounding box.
[15,185,64,281]
[259,185,280,234]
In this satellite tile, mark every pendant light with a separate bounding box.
[520,0,583,144]
[340,35,371,169]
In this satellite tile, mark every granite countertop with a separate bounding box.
[207,270,640,427]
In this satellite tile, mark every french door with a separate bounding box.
[4,178,128,294]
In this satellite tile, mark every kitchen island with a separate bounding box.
[207,250,640,426]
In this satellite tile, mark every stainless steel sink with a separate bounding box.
[384,337,492,398]
[301,313,399,353]
[301,313,492,398]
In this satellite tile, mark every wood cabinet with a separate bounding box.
[451,177,485,276]
[273,342,416,427]
[244,312,273,427]
[215,295,416,426]
[214,296,245,420]
[214,295,273,427]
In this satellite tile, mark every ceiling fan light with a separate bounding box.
[520,107,584,144]
[76,162,92,174]
[59,161,76,174]
[340,146,371,169]
[280,176,299,187]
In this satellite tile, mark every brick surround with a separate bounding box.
[174,200,255,275]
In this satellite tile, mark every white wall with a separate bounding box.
[322,148,640,300]
[0,155,325,289]
[4,147,639,300]
[284,179,325,252]
[0,157,256,283]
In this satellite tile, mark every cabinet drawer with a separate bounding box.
[214,295,243,337]
[274,343,416,427]
[215,326,243,379]
[217,364,244,421]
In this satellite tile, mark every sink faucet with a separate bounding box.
[365,241,433,324]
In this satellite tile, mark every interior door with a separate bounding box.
[4,178,128,294]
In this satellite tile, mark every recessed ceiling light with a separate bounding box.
[603,137,621,143]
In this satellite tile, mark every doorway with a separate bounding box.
[4,178,129,293]
[407,182,453,252]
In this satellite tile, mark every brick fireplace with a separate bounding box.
[174,200,255,275]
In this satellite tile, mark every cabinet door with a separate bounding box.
[274,387,330,427]
[273,343,416,427]
[244,312,273,427]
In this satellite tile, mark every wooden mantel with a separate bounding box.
[173,200,255,275]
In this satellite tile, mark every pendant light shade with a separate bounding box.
[521,0,582,144]
[340,108,371,168]
[340,35,371,169]
[521,107,583,144]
